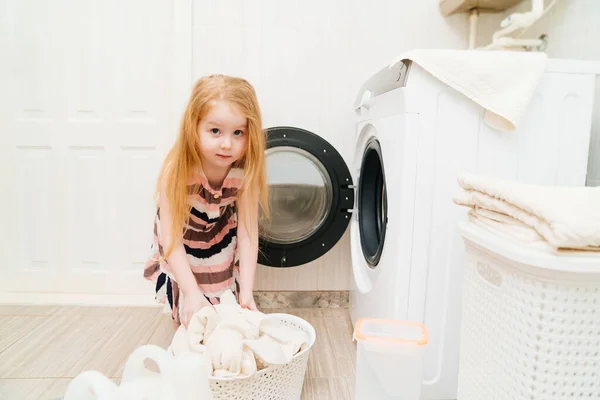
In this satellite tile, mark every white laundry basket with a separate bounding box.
[457,222,600,400]
[178,313,315,400]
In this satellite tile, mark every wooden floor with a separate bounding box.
[0,306,356,399]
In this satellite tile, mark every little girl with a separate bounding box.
[143,75,269,328]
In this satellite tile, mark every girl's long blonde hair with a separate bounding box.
[157,75,269,258]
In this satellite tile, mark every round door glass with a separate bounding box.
[260,146,333,244]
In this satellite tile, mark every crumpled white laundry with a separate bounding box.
[171,290,310,379]
[244,316,311,368]
[453,172,600,253]
[388,49,548,131]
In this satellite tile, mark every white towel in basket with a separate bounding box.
[170,290,310,379]
[454,173,600,252]
[390,49,547,131]
[244,317,311,367]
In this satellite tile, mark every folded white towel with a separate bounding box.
[390,49,548,131]
[454,173,600,252]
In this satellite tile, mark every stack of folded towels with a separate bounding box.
[453,173,600,255]
[170,290,310,379]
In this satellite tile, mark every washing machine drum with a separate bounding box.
[258,126,387,268]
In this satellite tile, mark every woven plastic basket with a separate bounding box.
[457,222,600,400]
[173,313,315,400]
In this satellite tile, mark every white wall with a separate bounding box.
[475,0,600,186]
[192,0,468,168]
[189,0,469,290]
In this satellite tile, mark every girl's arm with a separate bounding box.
[237,191,259,306]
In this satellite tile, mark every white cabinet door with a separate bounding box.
[0,0,180,303]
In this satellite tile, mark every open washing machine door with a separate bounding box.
[258,126,354,267]
[350,123,388,294]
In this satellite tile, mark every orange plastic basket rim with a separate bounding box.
[353,318,429,345]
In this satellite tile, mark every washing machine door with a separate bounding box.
[258,126,354,267]
[350,122,389,293]
[356,131,387,267]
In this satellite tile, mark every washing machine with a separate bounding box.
[257,58,598,399]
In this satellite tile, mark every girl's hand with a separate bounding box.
[239,290,258,311]
[181,289,213,328]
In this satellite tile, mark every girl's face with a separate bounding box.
[198,100,249,170]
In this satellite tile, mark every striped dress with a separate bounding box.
[143,167,243,324]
